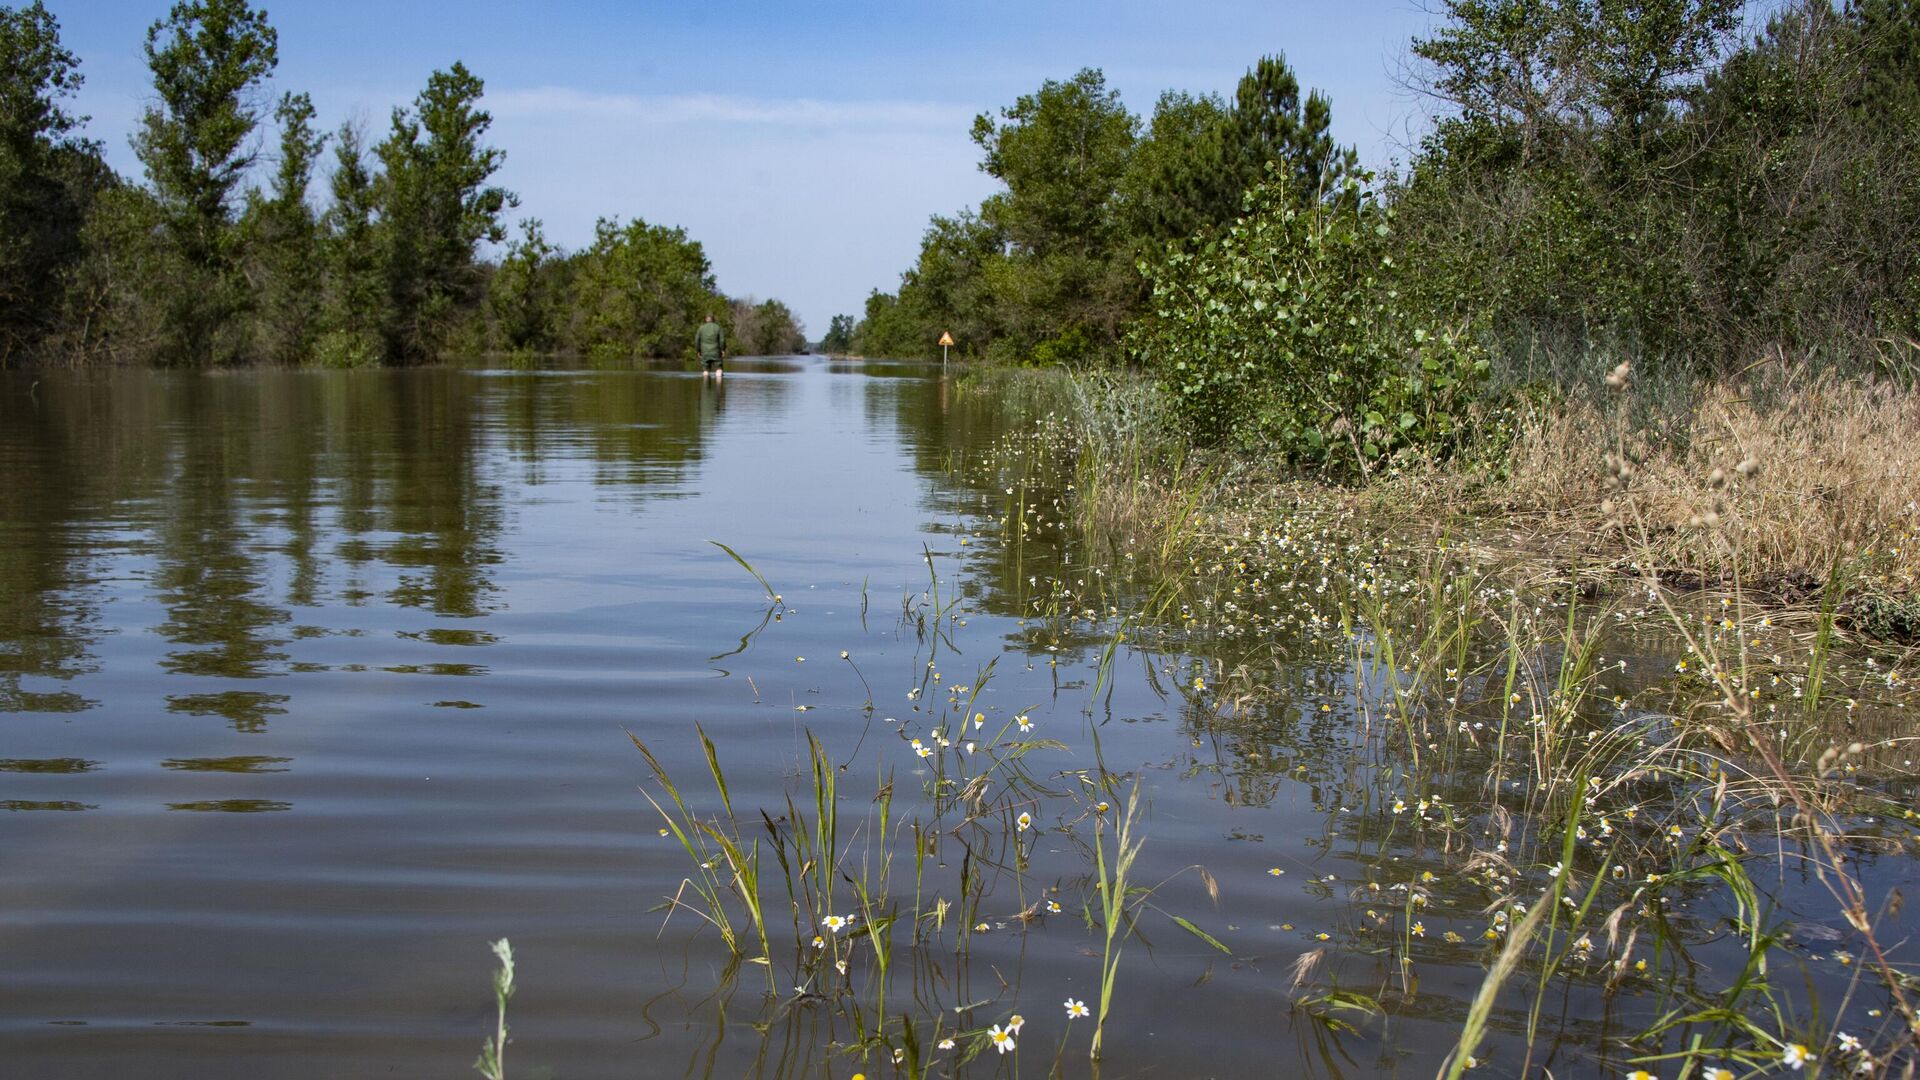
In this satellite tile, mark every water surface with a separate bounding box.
[1,359,1910,1078]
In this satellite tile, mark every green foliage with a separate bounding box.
[0,0,100,364]
[1133,174,1487,474]
[1397,0,1920,368]
[971,68,1136,255]
[728,296,805,356]
[317,122,389,363]
[239,91,325,363]
[375,61,515,360]
[0,10,806,369]
[850,288,928,359]
[818,313,854,354]
[485,218,561,356]
[566,216,717,360]
[860,56,1358,367]
[131,0,279,364]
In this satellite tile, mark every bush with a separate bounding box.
[1131,174,1487,475]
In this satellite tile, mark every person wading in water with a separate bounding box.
[695,313,726,380]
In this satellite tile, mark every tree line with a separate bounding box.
[846,0,1920,461]
[0,0,804,368]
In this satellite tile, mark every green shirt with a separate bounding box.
[695,321,725,361]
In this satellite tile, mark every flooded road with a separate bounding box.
[1,359,1912,1078]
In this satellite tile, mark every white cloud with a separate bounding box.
[490,87,975,132]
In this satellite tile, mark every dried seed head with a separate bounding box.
[1735,457,1760,477]
[1707,468,1727,490]
[1699,508,1720,527]
[1604,361,1632,390]
[1600,499,1616,516]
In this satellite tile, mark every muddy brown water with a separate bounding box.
[1,359,1909,1078]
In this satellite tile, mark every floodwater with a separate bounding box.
[0,359,1911,1079]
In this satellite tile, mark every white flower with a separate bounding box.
[1007,1013,1025,1035]
[1017,811,1033,831]
[989,1024,1015,1054]
[938,1037,955,1050]
[1065,998,1089,1018]
[1837,1031,1861,1054]
[821,914,848,933]
[1783,1042,1810,1070]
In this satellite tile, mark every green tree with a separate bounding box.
[315,123,389,367]
[1226,55,1352,203]
[486,217,561,355]
[1395,0,1743,357]
[728,296,805,355]
[376,61,514,360]
[850,289,925,359]
[819,313,854,353]
[0,0,99,363]
[1119,90,1233,247]
[241,91,325,362]
[967,68,1140,361]
[132,0,279,364]
[564,216,717,360]
[1122,56,1354,253]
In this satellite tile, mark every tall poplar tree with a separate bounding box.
[132,0,278,363]
[376,62,514,360]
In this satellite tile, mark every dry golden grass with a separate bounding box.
[1500,372,1920,596]
[1058,368,1920,616]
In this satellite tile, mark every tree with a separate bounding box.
[819,314,854,354]
[970,68,1137,256]
[728,296,805,356]
[315,122,388,366]
[1226,55,1352,202]
[1410,0,1740,167]
[0,1,99,362]
[241,91,325,362]
[376,62,514,360]
[486,217,560,355]
[564,216,717,360]
[1119,90,1233,247]
[966,68,1140,360]
[851,289,925,359]
[1122,57,1354,253]
[132,0,279,363]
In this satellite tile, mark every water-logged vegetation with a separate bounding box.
[528,359,1916,1078]
[6,1,1920,1077]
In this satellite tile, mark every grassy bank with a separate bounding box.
[964,358,1920,634]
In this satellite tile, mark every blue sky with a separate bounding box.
[46,1,1443,336]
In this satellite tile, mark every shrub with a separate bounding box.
[1131,173,1487,475]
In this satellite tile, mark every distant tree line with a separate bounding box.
[849,57,1349,365]
[853,0,1920,385]
[0,0,803,367]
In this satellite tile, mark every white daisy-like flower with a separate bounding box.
[988,1024,1015,1054]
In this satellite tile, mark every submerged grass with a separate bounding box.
[940,361,1920,1073]
[552,362,1920,1076]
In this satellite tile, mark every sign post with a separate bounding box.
[938,330,954,371]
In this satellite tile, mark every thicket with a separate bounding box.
[0,0,802,368]
[856,0,1920,469]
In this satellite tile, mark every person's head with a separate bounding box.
[704,313,715,323]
